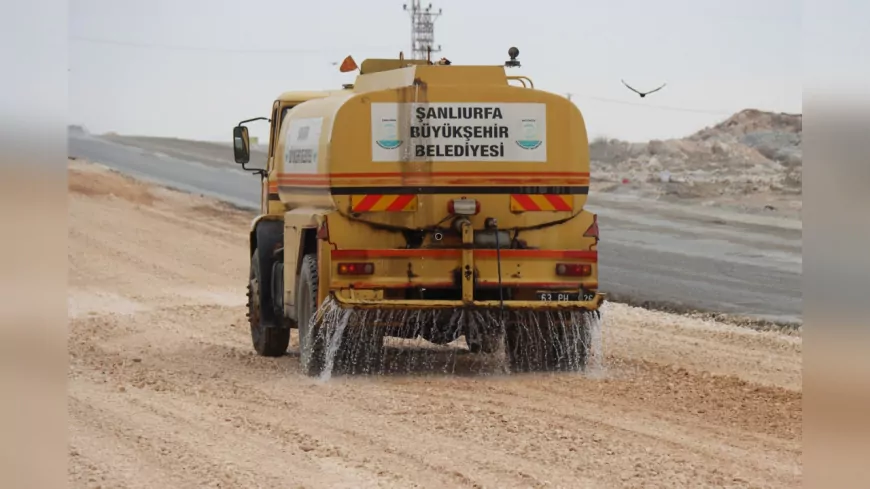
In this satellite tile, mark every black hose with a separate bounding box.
[341,208,581,236]
[494,220,505,330]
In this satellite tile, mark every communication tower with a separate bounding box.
[402,1,443,60]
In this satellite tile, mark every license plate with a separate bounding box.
[536,292,578,302]
[536,291,596,302]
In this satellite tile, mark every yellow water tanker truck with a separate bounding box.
[232,48,604,376]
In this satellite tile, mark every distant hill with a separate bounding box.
[68,124,89,136]
[590,109,802,202]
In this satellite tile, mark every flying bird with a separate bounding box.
[621,79,667,98]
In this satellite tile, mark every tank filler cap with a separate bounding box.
[505,47,521,68]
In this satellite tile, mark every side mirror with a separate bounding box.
[233,125,250,164]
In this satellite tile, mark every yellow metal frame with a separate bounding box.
[328,220,606,311]
[507,75,535,88]
[331,293,606,311]
[461,219,474,303]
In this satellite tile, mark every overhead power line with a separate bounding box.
[567,92,735,116]
[71,35,740,117]
[70,35,399,55]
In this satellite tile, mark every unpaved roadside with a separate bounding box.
[67,160,802,489]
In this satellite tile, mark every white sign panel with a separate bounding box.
[371,103,547,162]
[282,117,322,174]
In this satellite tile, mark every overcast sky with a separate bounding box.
[69,0,802,143]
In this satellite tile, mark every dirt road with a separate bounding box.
[67,160,802,488]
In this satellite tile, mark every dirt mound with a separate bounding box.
[67,160,802,488]
[591,109,802,211]
[696,109,802,138]
[690,109,802,169]
[68,160,157,206]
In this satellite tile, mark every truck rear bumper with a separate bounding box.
[330,291,606,311]
[327,219,602,312]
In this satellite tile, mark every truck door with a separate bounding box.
[263,101,281,214]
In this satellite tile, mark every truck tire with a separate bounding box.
[248,250,290,356]
[466,314,504,354]
[468,333,503,354]
[297,253,327,377]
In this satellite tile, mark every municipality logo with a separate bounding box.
[376,118,402,150]
[516,118,542,150]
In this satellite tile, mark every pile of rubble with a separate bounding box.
[590,109,802,203]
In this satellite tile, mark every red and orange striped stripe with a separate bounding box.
[276,171,589,188]
[332,249,597,261]
[351,194,417,212]
[509,194,574,212]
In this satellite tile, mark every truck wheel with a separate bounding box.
[468,330,504,354]
[471,334,503,354]
[248,250,290,357]
[297,253,326,377]
[463,313,497,354]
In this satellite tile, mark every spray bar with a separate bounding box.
[329,293,606,311]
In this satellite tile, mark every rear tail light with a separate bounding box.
[584,214,599,240]
[556,263,592,277]
[337,262,374,275]
[448,198,480,215]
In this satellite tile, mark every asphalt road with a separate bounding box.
[68,133,802,324]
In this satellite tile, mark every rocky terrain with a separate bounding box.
[590,109,802,216]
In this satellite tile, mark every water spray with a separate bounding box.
[304,215,603,378]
